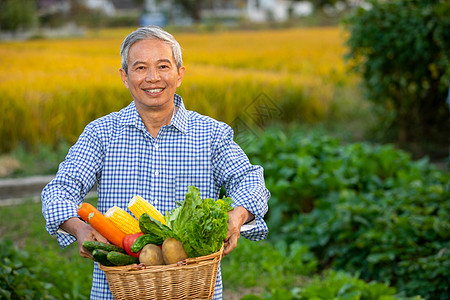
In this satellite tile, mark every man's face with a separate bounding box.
[120,38,185,112]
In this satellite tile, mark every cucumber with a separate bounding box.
[107,251,139,266]
[131,234,163,253]
[83,241,125,254]
[92,249,115,266]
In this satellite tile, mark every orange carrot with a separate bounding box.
[77,202,126,248]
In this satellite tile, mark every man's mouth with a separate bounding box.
[144,88,164,93]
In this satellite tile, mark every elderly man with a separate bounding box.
[42,26,270,299]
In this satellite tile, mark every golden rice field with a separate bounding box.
[0,27,362,152]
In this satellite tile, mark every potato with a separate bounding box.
[162,237,188,265]
[139,244,164,266]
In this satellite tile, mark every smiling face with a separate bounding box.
[119,38,185,113]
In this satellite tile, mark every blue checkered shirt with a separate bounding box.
[41,94,270,300]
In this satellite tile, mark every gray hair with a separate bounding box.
[120,26,183,73]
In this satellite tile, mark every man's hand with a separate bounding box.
[223,206,254,256]
[60,217,108,260]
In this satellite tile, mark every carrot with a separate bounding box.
[77,202,126,248]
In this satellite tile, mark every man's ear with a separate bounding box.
[177,66,186,88]
[119,68,129,89]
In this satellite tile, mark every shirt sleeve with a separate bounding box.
[211,122,270,241]
[41,123,104,248]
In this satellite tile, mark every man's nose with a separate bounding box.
[146,67,160,82]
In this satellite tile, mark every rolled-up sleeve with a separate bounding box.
[212,123,270,241]
[41,123,104,248]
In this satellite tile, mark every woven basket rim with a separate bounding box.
[98,244,224,273]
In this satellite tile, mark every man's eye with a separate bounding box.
[160,65,168,69]
[137,66,145,70]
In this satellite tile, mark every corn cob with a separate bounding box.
[105,206,141,234]
[128,195,166,225]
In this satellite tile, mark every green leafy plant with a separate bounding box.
[222,238,317,292]
[0,239,56,300]
[242,270,423,300]
[166,186,234,257]
[242,125,449,299]
[0,200,94,299]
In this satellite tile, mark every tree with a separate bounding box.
[0,0,37,32]
[344,0,450,158]
[174,0,204,24]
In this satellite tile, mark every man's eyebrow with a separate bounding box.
[157,59,173,65]
[131,60,146,67]
[131,59,173,67]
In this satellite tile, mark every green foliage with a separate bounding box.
[288,190,450,299]
[242,125,449,299]
[244,126,428,231]
[0,200,95,299]
[242,270,423,300]
[343,0,450,156]
[222,238,317,291]
[0,239,56,300]
[0,238,93,300]
[6,142,71,178]
[0,0,37,31]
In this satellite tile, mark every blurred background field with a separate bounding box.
[0,26,365,155]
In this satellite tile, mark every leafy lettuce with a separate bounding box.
[165,186,233,257]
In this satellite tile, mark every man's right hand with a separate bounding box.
[60,217,109,260]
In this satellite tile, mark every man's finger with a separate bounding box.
[223,234,238,256]
[79,246,94,260]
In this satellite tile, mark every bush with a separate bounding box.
[343,0,450,158]
[242,125,450,299]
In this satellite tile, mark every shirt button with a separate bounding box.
[154,200,158,204]
[154,171,159,176]
[154,144,159,150]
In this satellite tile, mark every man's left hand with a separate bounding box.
[223,206,253,256]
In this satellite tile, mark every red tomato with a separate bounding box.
[122,232,144,258]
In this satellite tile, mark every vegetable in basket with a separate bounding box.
[123,232,145,258]
[165,186,234,258]
[134,186,233,259]
[139,244,164,266]
[82,241,139,266]
[77,203,126,248]
[138,213,178,241]
[161,237,188,264]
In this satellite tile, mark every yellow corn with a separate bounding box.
[128,195,166,225]
[105,206,141,234]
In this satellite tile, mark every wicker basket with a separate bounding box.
[98,246,223,300]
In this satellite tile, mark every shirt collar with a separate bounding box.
[118,101,138,127]
[118,94,188,134]
[171,94,188,134]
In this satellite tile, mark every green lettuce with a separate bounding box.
[165,186,233,257]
